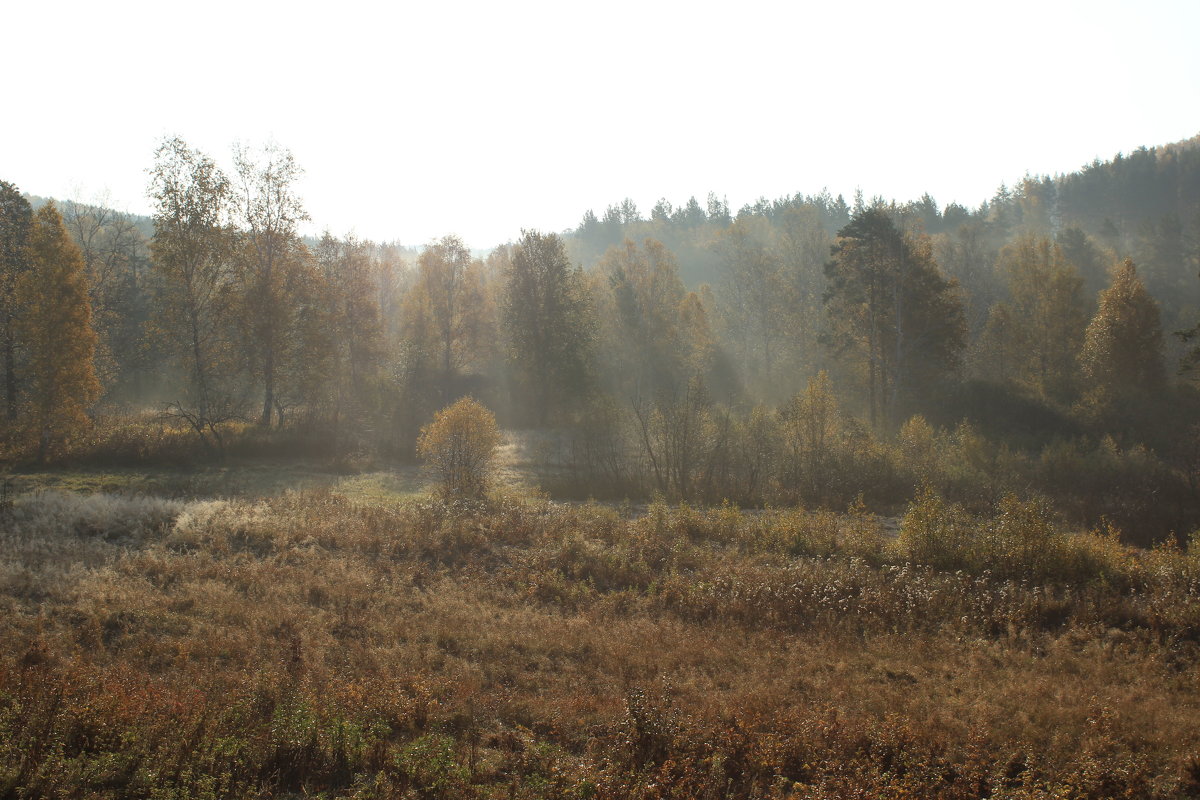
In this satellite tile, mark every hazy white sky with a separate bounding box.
[4,0,1198,247]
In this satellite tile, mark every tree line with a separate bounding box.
[1,135,1199,540]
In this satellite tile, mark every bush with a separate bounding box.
[416,397,502,500]
[892,485,974,570]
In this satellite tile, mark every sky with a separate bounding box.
[4,0,1199,248]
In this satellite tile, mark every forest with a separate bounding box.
[3,134,1200,798]
[3,135,1200,541]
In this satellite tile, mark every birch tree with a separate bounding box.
[149,137,239,448]
[233,142,308,427]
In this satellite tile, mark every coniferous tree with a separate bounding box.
[0,180,32,421]
[823,208,966,431]
[18,202,99,458]
[1080,258,1165,393]
[1057,226,1110,303]
[62,197,152,404]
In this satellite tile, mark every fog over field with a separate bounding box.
[3,2,1200,798]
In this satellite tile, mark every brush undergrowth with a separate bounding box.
[2,488,1200,798]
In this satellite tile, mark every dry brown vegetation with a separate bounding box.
[2,487,1200,798]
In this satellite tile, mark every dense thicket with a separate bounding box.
[3,134,1200,541]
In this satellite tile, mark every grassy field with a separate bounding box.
[0,430,552,503]
[0,431,561,501]
[2,478,1200,798]
[0,460,426,503]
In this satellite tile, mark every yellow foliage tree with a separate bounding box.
[1080,258,1164,393]
[403,235,494,402]
[417,396,501,499]
[780,370,840,502]
[597,238,690,395]
[898,414,939,482]
[18,202,99,457]
[994,235,1088,400]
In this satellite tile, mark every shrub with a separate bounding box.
[892,485,974,570]
[416,397,502,500]
[897,414,939,483]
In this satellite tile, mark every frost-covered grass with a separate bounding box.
[2,489,1200,798]
[6,490,186,542]
[2,460,430,504]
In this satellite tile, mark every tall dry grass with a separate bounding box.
[2,489,1199,798]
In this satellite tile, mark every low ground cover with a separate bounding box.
[2,488,1199,798]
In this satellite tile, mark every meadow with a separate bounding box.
[3,472,1200,799]
[5,65,1200,800]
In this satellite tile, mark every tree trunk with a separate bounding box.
[4,324,15,421]
[261,347,275,427]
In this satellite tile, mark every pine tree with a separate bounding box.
[18,202,99,458]
[823,208,966,431]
